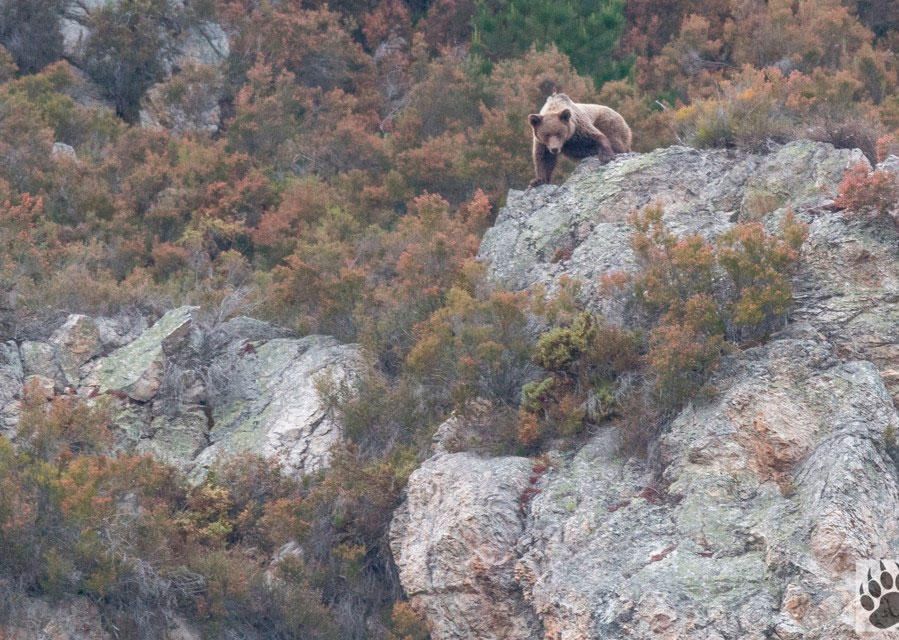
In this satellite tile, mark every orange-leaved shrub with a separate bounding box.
[718,211,809,340]
[835,161,899,226]
[629,204,806,407]
[405,284,533,421]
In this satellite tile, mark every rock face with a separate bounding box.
[518,330,898,640]
[1,307,367,478]
[194,334,367,477]
[92,305,198,402]
[0,341,22,435]
[479,142,870,325]
[60,1,229,68]
[792,205,899,405]
[478,141,899,403]
[0,593,200,640]
[0,596,112,640]
[392,142,899,639]
[390,453,541,639]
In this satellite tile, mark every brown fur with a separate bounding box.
[527,93,632,187]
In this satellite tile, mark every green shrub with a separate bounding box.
[519,311,641,448]
[718,212,808,340]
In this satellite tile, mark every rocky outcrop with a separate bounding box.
[0,593,200,640]
[397,330,899,640]
[479,142,867,322]
[393,142,899,639]
[90,306,198,402]
[0,307,367,478]
[479,141,899,401]
[0,596,112,640]
[60,1,229,70]
[390,453,541,639]
[50,314,101,375]
[193,333,366,477]
[0,340,22,435]
[58,1,229,134]
[792,208,899,404]
[517,330,898,640]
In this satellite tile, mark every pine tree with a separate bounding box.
[472,0,631,86]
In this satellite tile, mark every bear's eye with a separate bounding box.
[559,109,571,122]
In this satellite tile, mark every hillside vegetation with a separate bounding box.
[0,0,897,638]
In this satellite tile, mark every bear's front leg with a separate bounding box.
[582,124,615,162]
[530,141,558,187]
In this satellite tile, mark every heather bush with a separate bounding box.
[405,285,534,414]
[835,161,899,225]
[629,204,806,406]
[718,212,808,340]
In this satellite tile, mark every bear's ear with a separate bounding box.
[528,114,543,128]
[559,109,571,122]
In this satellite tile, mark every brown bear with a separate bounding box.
[528,93,632,187]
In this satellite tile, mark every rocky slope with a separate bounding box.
[1,307,367,478]
[3,141,896,639]
[391,141,899,639]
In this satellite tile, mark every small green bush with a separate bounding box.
[518,311,641,448]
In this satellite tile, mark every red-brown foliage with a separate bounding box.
[835,161,899,225]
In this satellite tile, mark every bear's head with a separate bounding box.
[528,109,574,155]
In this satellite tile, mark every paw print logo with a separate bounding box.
[860,561,899,630]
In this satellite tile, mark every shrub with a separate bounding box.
[0,0,893,633]
[673,64,886,158]
[673,66,794,152]
[293,444,418,638]
[629,204,717,318]
[17,381,114,462]
[646,295,726,406]
[519,311,641,448]
[405,285,534,415]
[0,391,354,638]
[718,212,808,340]
[318,369,429,457]
[389,600,431,640]
[224,4,374,94]
[629,204,806,406]
[533,312,597,372]
[834,161,899,224]
[0,0,63,74]
[140,63,224,135]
